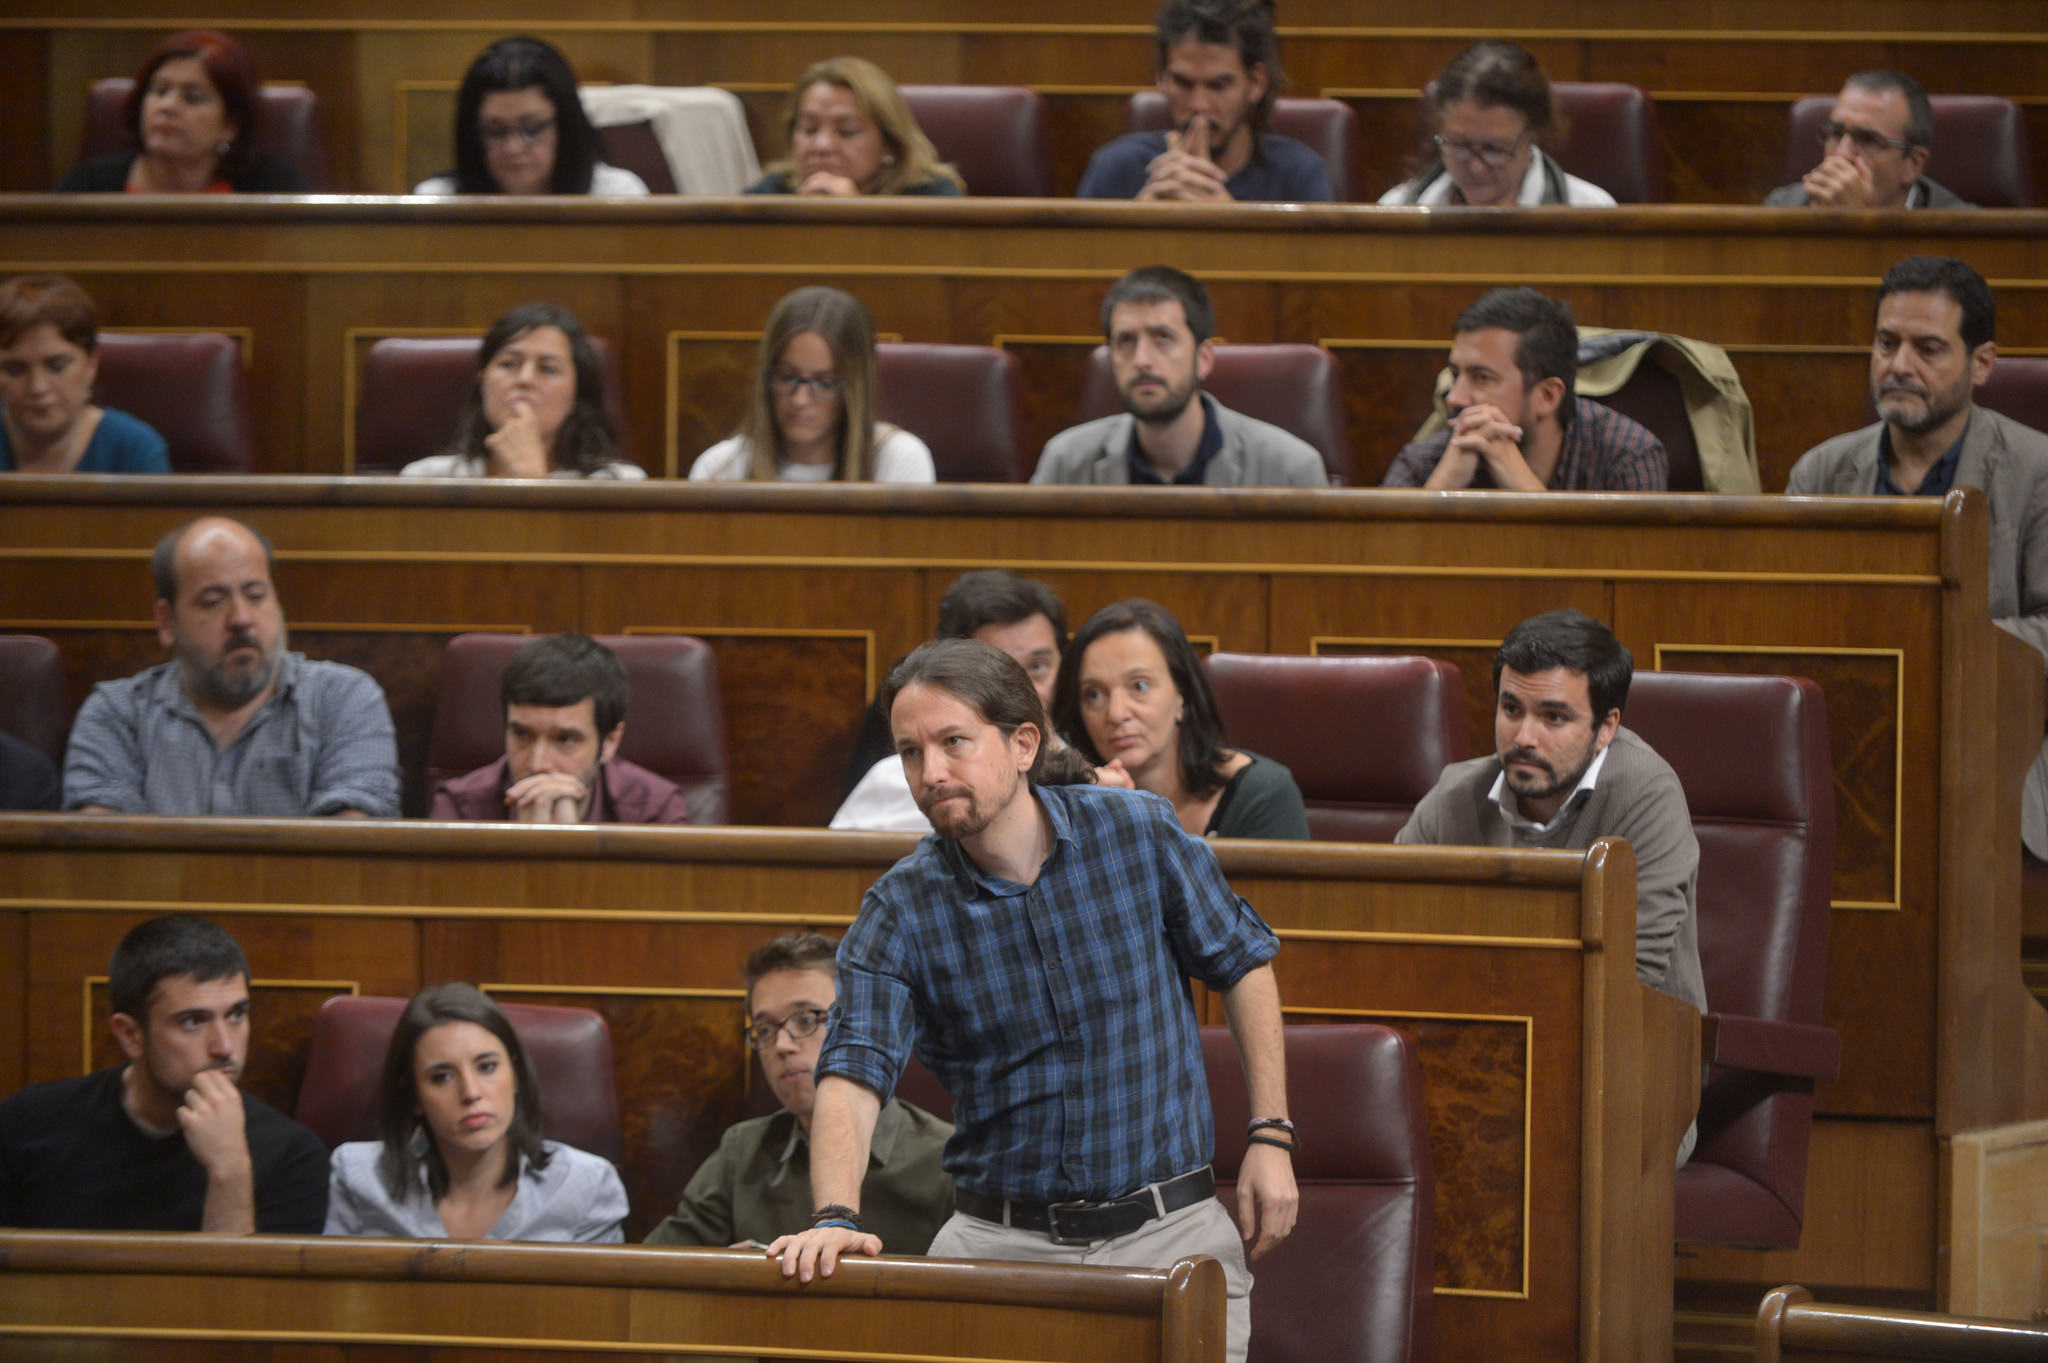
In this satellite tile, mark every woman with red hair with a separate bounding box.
[59,29,303,193]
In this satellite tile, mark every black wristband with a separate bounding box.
[812,1203,862,1230]
[1246,1133,1297,1154]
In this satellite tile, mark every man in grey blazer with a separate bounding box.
[1030,266,1328,487]
[1788,256,2048,856]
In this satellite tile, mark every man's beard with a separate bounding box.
[1875,374,1971,437]
[1500,740,1596,805]
[178,625,284,709]
[1122,370,1200,426]
[917,766,1020,843]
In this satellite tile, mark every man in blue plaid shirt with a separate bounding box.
[769,638,1297,1363]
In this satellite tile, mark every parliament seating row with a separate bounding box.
[61,70,2042,207]
[292,997,1437,1363]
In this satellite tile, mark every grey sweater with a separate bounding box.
[1396,726,1707,1013]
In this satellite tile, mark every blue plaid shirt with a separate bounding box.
[820,783,1279,1204]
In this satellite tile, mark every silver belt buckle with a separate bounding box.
[1044,1199,1100,1246]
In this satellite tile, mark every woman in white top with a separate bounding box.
[690,285,933,483]
[1378,41,1616,208]
[412,37,648,197]
[402,302,643,479]
[323,983,627,1242]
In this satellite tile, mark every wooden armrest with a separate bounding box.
[1702,1014,1841,1081]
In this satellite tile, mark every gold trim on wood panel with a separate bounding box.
[79,976,358,1075]
[622,624,879,702]
[1276,928,1581,948]
[484,983,743,1000]
[1653,643,1906,911]
[1290,1002,1535,1299]
[101,326,255,367]
[1310,634,1500,653]
[393,80,459,194]
[10,899,859,928]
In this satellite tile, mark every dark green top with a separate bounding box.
[643,1098,954,1251]
[1207,750,1311,840]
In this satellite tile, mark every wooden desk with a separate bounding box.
[0,1232,1225,1363]
[2,477,2043,1319]
[0,820,1694,1363]
[2,197,2046,488]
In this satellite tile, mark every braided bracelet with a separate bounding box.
[1248,1117,1297,1141]
[1246,1133,1297,1154]
[812,1203,862,1231]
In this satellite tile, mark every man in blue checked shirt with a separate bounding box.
[768,638,1297,1363]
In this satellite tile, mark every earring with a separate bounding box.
[883,154,897,165]
[216,139,232,157]
[408,1122,430,1158]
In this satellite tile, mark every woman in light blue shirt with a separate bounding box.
[324,983,626,1242]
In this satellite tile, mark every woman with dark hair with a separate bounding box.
[1378,40,1614,207]
[401,301,643,479]
[689,286,933,482]
[58,29,303,193]
[324,983,627,1241]
[0,274,168,473]
[414,37,648,196]
[1053,599,1308,840]
[747,57,961,197]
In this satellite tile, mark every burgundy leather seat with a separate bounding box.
[294,993,624,1165]
[1203,652,1468,842]
[1127,92,1359,201]
[1626,671,1840,1248]
[1779,94,2036,207]
[900,86,1053,197]
[427,633,729,824]
[1076,344,1350,485]
[1205,1024,1433,1363]
[876,342,1027,482]
[82,77,328,190]
[1551,82,1665,204]
[595,120,676,193]
[0,635,69,766]
[353,334,629,474]
[92,332,253,472]
[1976,357,2048,436]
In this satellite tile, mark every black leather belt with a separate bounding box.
[955,1166,1216,1246]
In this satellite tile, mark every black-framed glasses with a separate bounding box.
[480,117,557,146]
[1434,132,1527,169]
[1819,121,1914,156]
[745,1007,832,1050]
[768,370,843,401]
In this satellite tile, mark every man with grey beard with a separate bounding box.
[63,515,399,817]
[1789,256,2048,859]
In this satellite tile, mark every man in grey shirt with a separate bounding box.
[1031,266,1328,487]
[1763,71,1971,210]
[63,515,400,817]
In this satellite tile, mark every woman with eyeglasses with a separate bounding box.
[324,983,628,1242]
[688,286,935,482]
[746,57,962,198]
[414,37,648,196]
[401,301,643,479]
[58,29,303,193]
[1379,41,1615,207]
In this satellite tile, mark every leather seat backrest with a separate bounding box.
[427,633,729,824]
[1779,94,2036,207]
[354,334,629,473]
[876,343,1026,482]
[1077,343,1350,485]
[900,86,1053,197]
[1976,357,2048,436]
[294,993,624,1164]
[82,77,328,190]
[1126,92,1360,201]
[93,332,253,472]
[1204,652,1468,842]
[0,635,70,765]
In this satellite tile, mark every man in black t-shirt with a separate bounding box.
[0,914,328,1232]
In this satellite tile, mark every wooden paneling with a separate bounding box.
[0,1232,1223,1363]
[0,821,1690,1363]
[5,198,2047,484]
